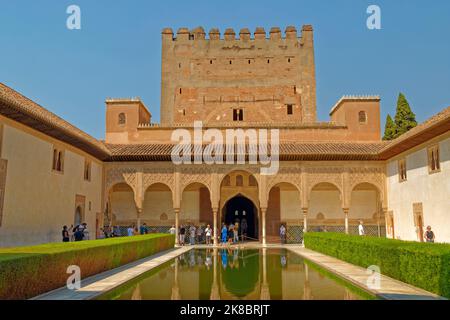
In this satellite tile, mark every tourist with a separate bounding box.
[234,222,239,243]
[169,225,176,235]
[82,223,90,240]
[113,225,121,237]
[280,224,287,244]
[68,224,74,241]
[140,223,149,235]
[228,223,235,244]
[179,225,186,246]
[127,225,135,237]
[221,223,228,245]
[73,226,84,242]
[189,225,197,245]
[425,226,435,243]
[196,225,203,244]
[205,224,212,245]
[358,221,365,236]
[62,226,70,242]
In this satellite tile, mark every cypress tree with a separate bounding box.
[383,114,395,141]
[393,93,417,138]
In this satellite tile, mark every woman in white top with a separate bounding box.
[205,225,212,245]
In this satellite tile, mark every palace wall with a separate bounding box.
[386,133,450,243]
[0,116,104,247]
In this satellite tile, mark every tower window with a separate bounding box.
[287,104,293,115]
[267,59,270,64]
[248,60,251,64]
[210,60,213,64]
[179,88,182,94]
[359,111,367,124]
[233,109,244,121]
[229,60,232,65]
[118,113,126,125]
[288,58,291,63]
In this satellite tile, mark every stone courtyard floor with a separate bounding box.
[32,243,445,300]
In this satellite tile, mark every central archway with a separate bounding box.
[222,196,259,240]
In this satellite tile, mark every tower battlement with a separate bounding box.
[161,25,313,42]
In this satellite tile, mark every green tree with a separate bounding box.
[383,114,395,140]
[393,93,417,138]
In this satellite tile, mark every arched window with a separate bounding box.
[118,113,126,125]
[236,175,244,187]
[249,175,257,187]
[359,111,367,124]
[223,176,231,186]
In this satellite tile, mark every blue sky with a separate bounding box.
[1,0,449,139]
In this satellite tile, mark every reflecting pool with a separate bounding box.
[98,248,374,300]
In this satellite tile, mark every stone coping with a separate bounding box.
[31,246,192,300]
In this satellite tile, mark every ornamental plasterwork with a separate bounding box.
[217,165,261,185]
[180,166,212,192]
[304,167,344,195]
[105,167,138,194]
[348,167,385,196]
[143,167,175,192]
[266,166,302,195]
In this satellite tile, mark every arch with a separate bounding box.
[181,182,212,226]
[108,182,136,226]
[118,112,126,125]
[236,175,244,187]
[309,181,342,197]
[143,183,174,227]
[266,181,301,201]
[220,191,260,212]
[74,206,83,225]
[222,195,259,240]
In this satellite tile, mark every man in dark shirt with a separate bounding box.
[74,227,84,242]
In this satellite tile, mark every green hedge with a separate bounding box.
[0,234,175,300]
[304,233,450,298]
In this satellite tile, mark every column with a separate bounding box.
[343,208,349,234]
[136,208,142,230]
[213,208,218,246]
[302,208,308,233]
[261,207,267,246]
[174,208,180,246]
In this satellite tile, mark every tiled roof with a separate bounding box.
[379,106,450,159]
[0,83,111,160]
[105,142,389,161]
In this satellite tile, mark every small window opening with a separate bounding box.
[287,104,293,115]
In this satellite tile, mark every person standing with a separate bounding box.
[169,225,176,235]
[73,226,84,242]
[82,223,90,240]
[179,225,186,246]
[196,225,203,244]
[127,225,135,237]
[234,222,239,243]
[280,224,287,244]
[221,223,228,245]
[425,226,435,243]
[189,225,197,245]
[140,223,149,235]
[358,221,365,236]
[62,226,70,242]
[205,224,212,245]
[228,223,235,244]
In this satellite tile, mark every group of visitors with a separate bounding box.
[220,222,241,245]
[62,223,89,242]
[176,224,213,246]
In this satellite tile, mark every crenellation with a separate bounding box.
[239,28,251,41]
[163,25,314,42]
[224,28,236,41]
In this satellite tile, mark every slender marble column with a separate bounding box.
[343,208,349,234]
[174,208,180,246]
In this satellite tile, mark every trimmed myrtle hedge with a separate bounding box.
[304,233,450,298]
[0,234,175,300]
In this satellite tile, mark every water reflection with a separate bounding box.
[111,249,367,300]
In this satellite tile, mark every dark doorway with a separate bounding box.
[223,196,258,240]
